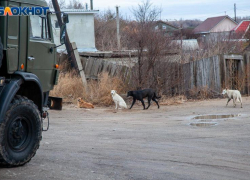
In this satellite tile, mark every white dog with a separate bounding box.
[222,88,242,108]
[111,90,127,109]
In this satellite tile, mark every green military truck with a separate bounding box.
[0,0,67,166]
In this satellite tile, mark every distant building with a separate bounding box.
[174,39,199,51]
[50,9,99,52]
[232,20,250,38]
[193,15,238,36]
[154,20,179,36]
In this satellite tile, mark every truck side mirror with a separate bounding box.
[63,13,69,24]
[60,24,66,44]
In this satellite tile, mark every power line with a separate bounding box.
[236,8,250,13]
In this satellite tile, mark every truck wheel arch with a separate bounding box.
[0,72,43,124]
[14,71,43,112]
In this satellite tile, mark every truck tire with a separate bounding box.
[0,95,42,166]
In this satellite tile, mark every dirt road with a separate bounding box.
[1,98,250,180]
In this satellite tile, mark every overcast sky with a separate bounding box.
[64,0,250,21]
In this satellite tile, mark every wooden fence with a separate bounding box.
[183,55,222,93]
[79,53,250,96]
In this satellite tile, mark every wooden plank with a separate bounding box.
[71,42,88,92]
[223,54,243,60]
[215,56,221,92]
[216,56,221,92]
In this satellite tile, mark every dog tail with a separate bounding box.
[154,92,161,99]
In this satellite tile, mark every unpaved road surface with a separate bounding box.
[1,98,250,180]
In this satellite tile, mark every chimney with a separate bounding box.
[90,0,93,10]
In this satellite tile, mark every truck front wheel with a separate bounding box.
[0,95,42,166]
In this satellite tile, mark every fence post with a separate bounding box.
[71,42,88,93]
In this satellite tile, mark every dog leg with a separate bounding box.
[141,100,146,110]
[115,101,118,109]
[226,98,231,106]
[233,98,236,107]
[240,97,243,108]
[129,99,136,109]
[146,97,151,109]
[152,98,160,109]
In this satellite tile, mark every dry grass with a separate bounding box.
[50,70,188,107]
[50,71,85,103]
[188,87,211,99]
[187,86,222,99]
[160,95,186,105]
[50,72,128,106]
[86,73,128,106]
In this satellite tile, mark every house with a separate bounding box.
[193,15,238,36]
[154,20,179,36]
[232,20,250,38]
[50,9,99,52]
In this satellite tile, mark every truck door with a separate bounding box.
[27,14,57,92]
[7,2,19,73]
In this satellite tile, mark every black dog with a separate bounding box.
[127,89,161,110]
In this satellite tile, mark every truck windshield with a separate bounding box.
[30,15,50,40]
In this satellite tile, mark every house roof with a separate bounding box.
[233,20,250,33]
[50,8,99,14]
[193,15,237,34]
[156,20,179,30]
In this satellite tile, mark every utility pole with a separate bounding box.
[116,6,121,51]
[90,0,93,10]
[51,0,77,68]
[234,3,237,22]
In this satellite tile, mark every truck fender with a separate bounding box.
[0,72,44,124]
[0,78,23,124]
[14,71,43,111]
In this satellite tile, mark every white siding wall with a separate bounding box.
[51,12,97,52]
[210,18,237,33]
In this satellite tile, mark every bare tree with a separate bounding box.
[67,0,84,9]
[94,9,117,51]
[128,0,169,89]
[46,0,66,9]
[132,0,161,23]
[169,19,202,29]
[46,0,84,9]
[94,9,130,51]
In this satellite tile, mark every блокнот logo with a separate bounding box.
[0,7,49,16]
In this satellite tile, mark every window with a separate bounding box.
[155,26,158,30]
[30,15,50,40]
[162,25,166,30]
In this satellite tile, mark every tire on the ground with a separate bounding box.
[0,95,42,166]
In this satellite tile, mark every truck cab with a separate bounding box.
[0,0,62,166]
